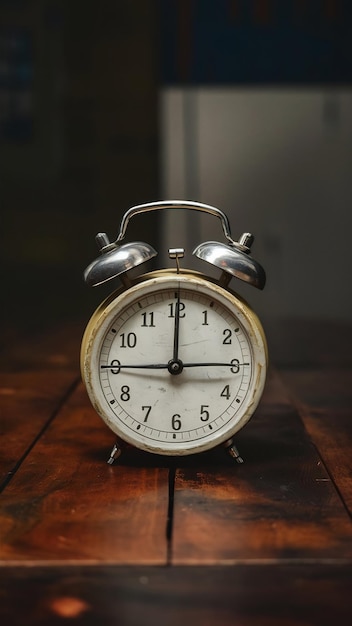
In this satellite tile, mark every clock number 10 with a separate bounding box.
[120,332,137,348]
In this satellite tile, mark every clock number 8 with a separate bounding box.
[120,385,130,401]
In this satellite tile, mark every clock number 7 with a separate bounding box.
[142,405,152,422]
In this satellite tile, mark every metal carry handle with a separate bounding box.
[115,200,236,246]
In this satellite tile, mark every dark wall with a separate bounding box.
[0,0,159,333]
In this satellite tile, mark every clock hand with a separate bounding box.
[182,362,250,368]
[101,363,168,370]
[173,285,181,362]
[101,361,249,371]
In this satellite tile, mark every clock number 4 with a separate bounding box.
[220,385,231,400]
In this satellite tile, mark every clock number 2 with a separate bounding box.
[223,329,232,344]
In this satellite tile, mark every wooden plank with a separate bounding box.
[0,322,82,372]
[280,369,352,516]
[0,371,77,487]
[0,383,169,565]
[0,322,81,482]
[171,371,352,564]
[1,564,352,626]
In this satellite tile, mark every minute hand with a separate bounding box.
[182,362,249,368]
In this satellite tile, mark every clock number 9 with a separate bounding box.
[110,359,121,374]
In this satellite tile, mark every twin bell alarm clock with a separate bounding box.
[80,201,267,463]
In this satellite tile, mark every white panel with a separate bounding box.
[160,88,352,320]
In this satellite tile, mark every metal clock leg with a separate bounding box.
[224,439,244,464]
[107,442,122,465]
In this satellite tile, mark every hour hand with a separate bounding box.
[173,286,181,362]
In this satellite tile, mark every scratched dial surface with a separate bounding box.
[82,273,267,455]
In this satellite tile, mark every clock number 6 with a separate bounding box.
[172,414,182,430]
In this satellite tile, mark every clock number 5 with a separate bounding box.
[200,405,210,421]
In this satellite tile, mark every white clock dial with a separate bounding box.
[81,272,267,455]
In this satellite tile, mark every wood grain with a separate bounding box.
[171,371,352,563]
[0,371,77,488]
[0,383,169,565]
[1,320,352,625]
[280,369,352,516]
[1,564,352,626]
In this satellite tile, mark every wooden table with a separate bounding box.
[1,319,352,625]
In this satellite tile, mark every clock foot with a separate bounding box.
[224,439,244,464]
[107,442,122,465]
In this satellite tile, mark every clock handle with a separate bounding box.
[115,200,236,246]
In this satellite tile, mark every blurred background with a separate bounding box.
[1,0,352,338]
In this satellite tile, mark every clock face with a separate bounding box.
[81,272,267,455]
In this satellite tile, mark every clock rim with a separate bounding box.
[81,270,268,456]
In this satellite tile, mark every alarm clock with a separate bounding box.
[80,201,267,463]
